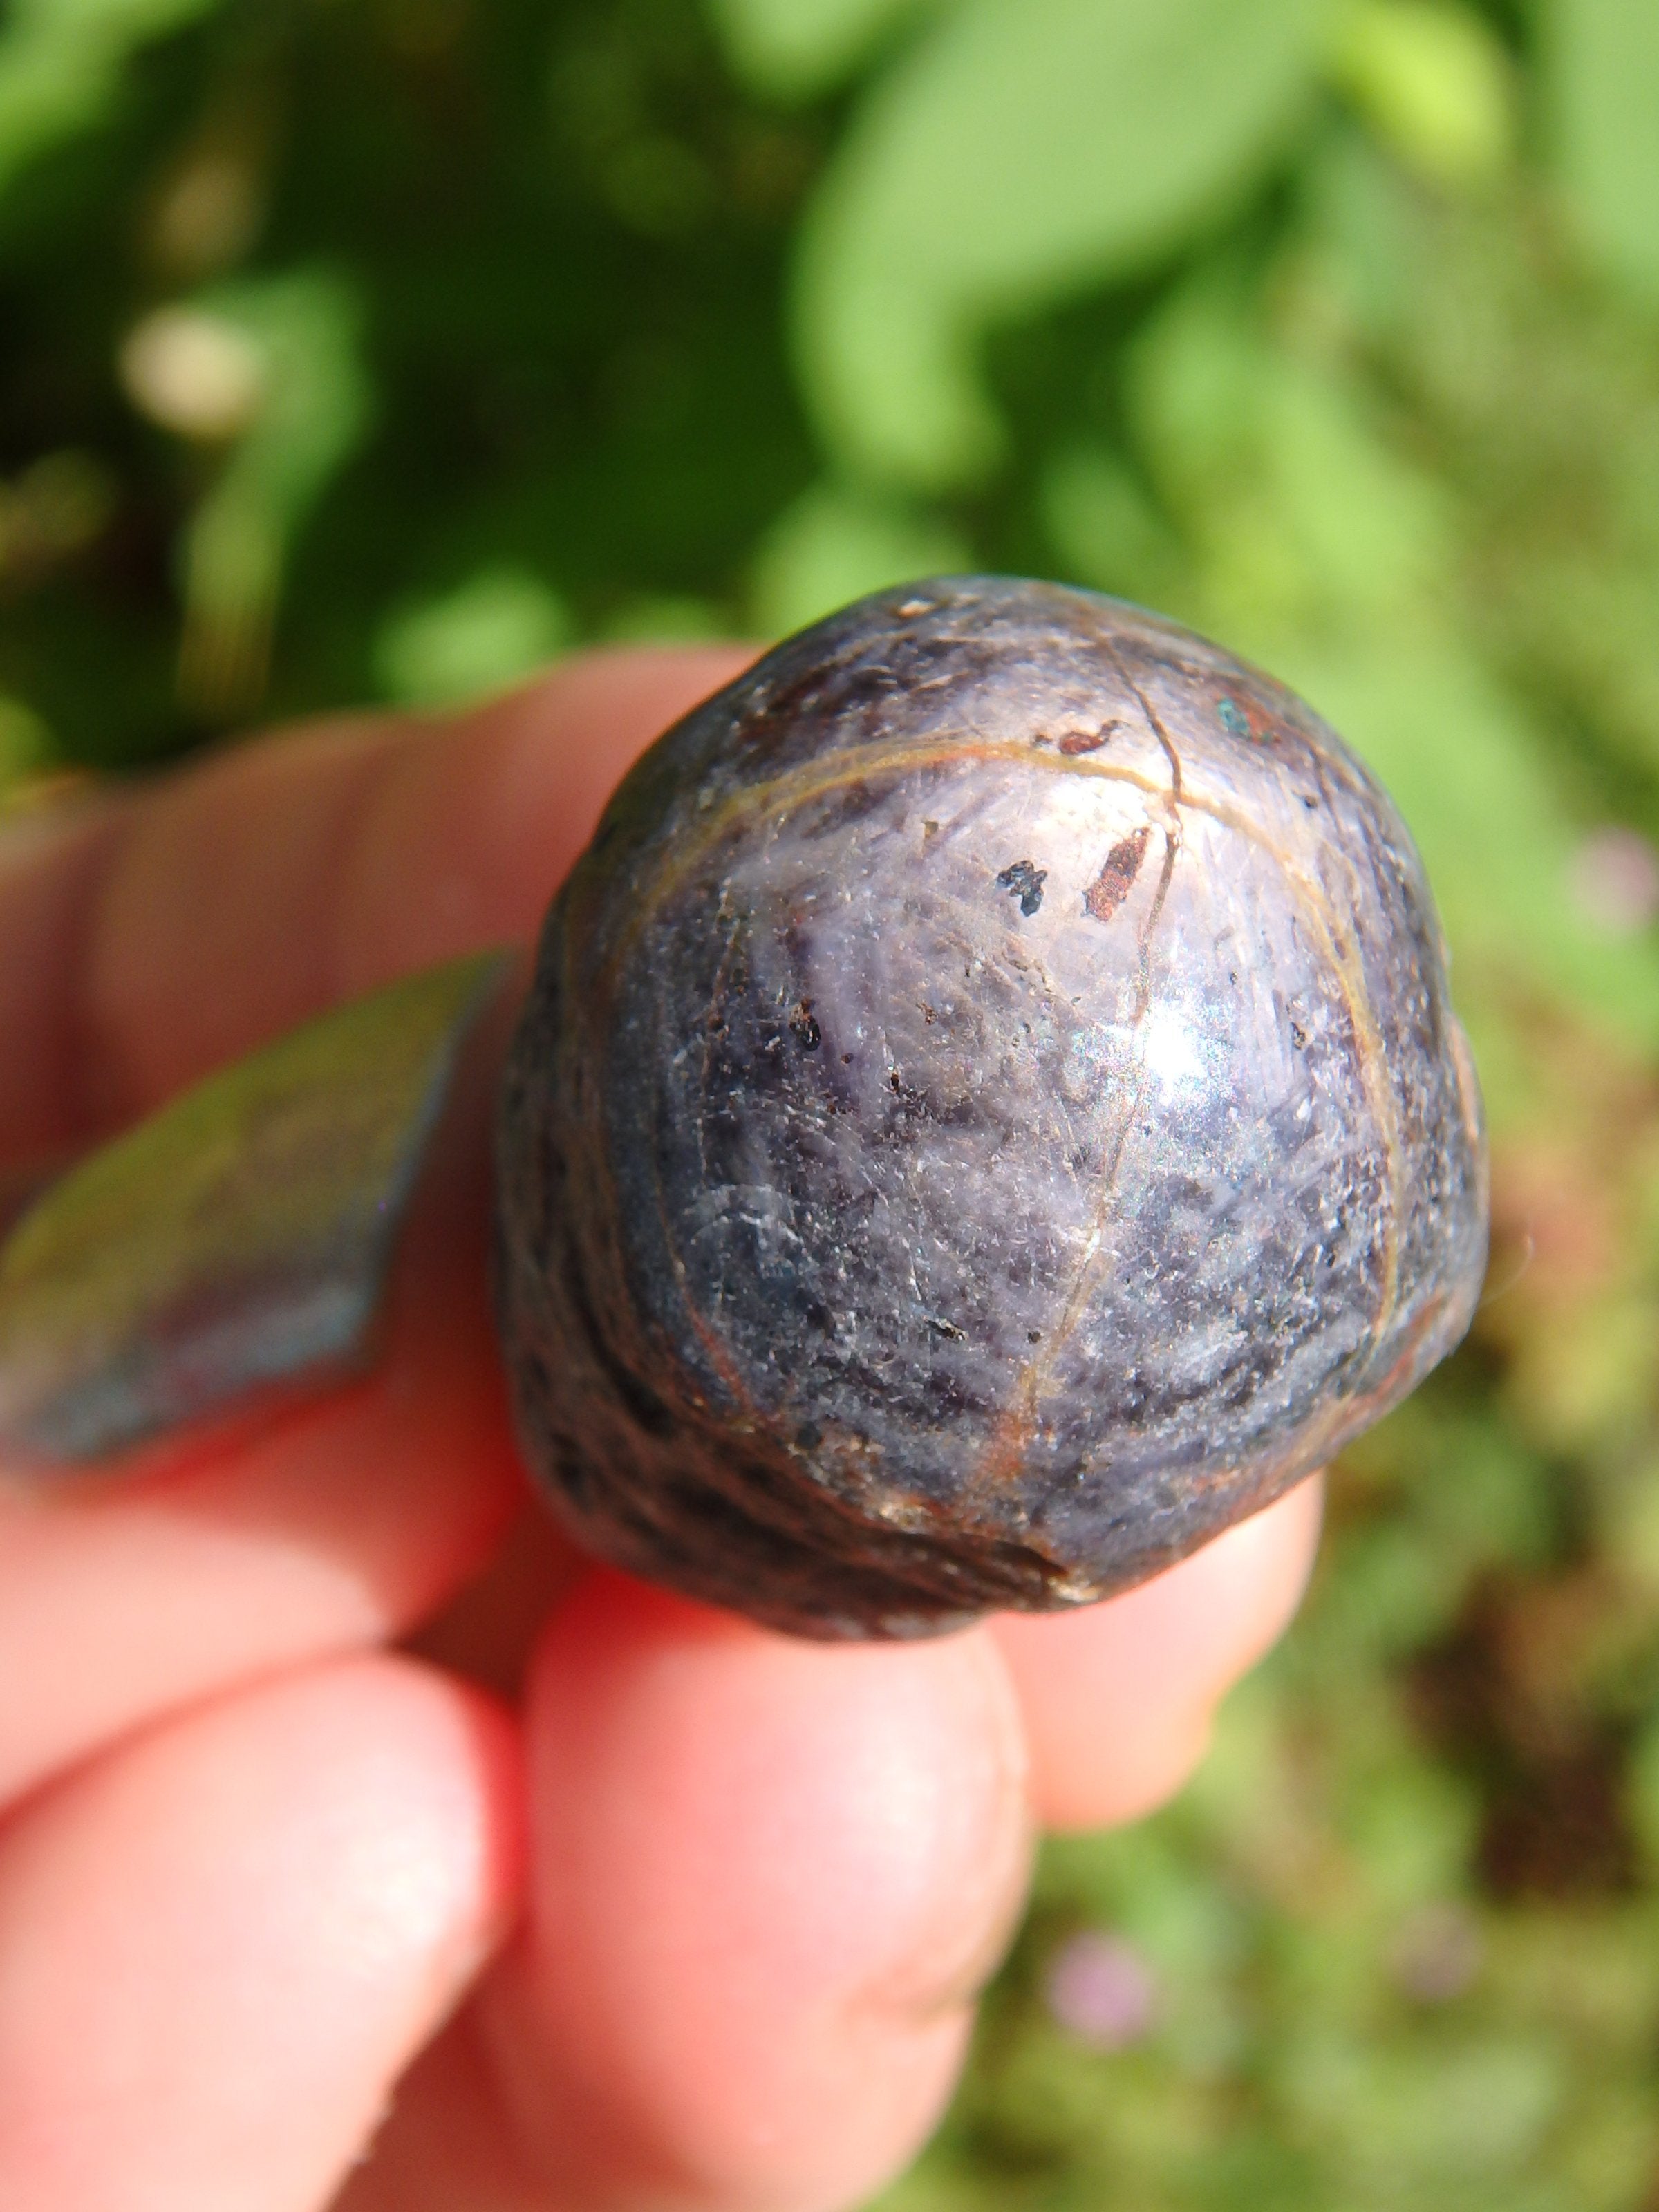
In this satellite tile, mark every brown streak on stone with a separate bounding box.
[1085,825,1152,924]
[1060,722,1120,756]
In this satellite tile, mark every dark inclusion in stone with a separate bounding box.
[496,577,1489,1640]
[996,859,1047,917]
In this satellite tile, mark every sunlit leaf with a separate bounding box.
[1127,272,1450,627]
[599,595,733,643]
[794,0,1328,487]
[1629,1709,1659,1868]
[0,0,223,203]
[1546,0,1659,301]
[705,0,930,98]
[176,269,371,721]
[374,565,573,708]
[1277,2032,1564,2180]
[119,306,266,441]
[0,694,48,788]
[1331,0,1515,190]
[1040,442,1180,604]
[1282,633,1659,1072]
[748,480,966,635]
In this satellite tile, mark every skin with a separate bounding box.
[0,648,1324,2212]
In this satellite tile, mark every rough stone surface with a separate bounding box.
[496,577,1489,1638]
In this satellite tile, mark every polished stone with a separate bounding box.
[497,577,1488,1637]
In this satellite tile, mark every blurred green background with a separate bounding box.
[5,0,1659,2202]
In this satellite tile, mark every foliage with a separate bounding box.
[5,0,1659,2204]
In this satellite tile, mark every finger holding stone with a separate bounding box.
[991,1476,1324,1832]
[0,1653,522,2212]
[55,649,750,1143]
[0,979,531,1808]
[0,653,743,1805]
[339,1574,1033,2212]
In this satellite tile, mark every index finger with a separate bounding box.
[0,646,751,1167]
[0,649,750,1803]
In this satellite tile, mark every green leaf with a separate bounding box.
[0,694,48,788]
[1545,0,1659,301]
[1330,0,1515,190]
[705,0,930,98]
[794,0,1328,488]
[175,269,371,720]
[748,481,966,635]
[0,0,223,203]
[374,566,574,709]
[599,596,733,644]
[1126,271,1451,628]
[1040,442,1181,603]
[1280,634,1659,1075]
[1277,2033,1565,2181]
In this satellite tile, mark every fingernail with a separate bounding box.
[0,951,508,1474]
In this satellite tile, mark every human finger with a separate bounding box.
[341,1573,1032,2212]
[0,644,749,1165]
[0,650,745,1804]
[992,1474,1324,1831]
[0,1653,522,2212]
[0,1000,525,1806]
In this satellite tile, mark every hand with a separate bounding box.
[0,650,1323,2212]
